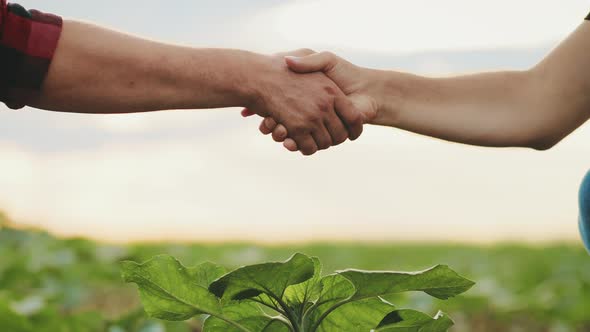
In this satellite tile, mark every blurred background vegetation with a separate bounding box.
[1,212,589,332]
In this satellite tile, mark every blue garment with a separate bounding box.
[579,170,590,253]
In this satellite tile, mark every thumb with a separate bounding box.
[285,52,338,74]
[241,108,256,117]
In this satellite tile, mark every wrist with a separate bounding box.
[237,53,284,111]
[169,49,267,110]
[365,69,407,127]
[226,51,271,108]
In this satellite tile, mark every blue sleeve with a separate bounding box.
[579,170,590,254]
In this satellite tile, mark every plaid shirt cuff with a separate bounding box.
[0,1,63,109]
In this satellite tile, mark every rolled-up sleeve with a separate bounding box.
[0,0,62,109]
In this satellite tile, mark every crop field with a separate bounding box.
[1,222,589,332]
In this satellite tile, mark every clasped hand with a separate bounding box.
[242,49,377,156]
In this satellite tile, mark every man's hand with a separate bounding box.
[245,51,378,152]
[244,50,363,156]
[26,22,360,156]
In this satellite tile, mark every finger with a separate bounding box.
[311,126,333,151]
[324,114,349,146]
[272,124,288,142]
[294,135,318,156]
[259,117,277,135]
[241,108,256,117]
[283,139,298,152]
[274,48,316,58]
[259,121,271,135]
[334,96,363,141]
[264,118,278,131]
[285,51,338,74]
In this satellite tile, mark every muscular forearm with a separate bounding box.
[28,20,263,113]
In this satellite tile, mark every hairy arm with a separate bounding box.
[14,20,361,155]
[283,21,590,151]
[27,20,262,113]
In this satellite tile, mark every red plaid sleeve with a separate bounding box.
[0,1,62,109]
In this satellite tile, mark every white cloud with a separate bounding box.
[244,0,589,54]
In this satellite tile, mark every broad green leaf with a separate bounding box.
[309,265,473,332]
[239,258,322,321]
[283,257,322,312]
[203,301,290,332]
[0,301,32,332]
[305,274,355,331]
[317,274,356,305]
[339,265,475,301]
[420,312,454,332]
[121,255,224,321]
[376,310,454,332]
[316,297,397,332]
[209,253,315,302]
[188,262,227,288]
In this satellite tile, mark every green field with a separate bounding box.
[1,218,589,332]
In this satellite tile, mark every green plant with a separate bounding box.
[121,253,475,332]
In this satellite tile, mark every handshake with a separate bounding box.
[238,49,379,156]
[35,19,574,155]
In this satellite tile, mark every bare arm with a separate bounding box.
[17,20,362,155]
[29,20,268,113]
[281,21,590,151]
[369,22,590,150]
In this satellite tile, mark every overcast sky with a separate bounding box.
[1,1,590,244]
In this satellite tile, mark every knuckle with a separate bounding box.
[353,112,363,124]
[323,86,337,96]
[305,112,322,124]
[273,130,286,142]
[264,117,277,128]
[316,99,333,114]
[291,125,307,137]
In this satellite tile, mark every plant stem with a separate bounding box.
[272,294,301,331]
[309,299,352,332]
[252,298,287,316]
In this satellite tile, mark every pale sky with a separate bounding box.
[1,1,590,244]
